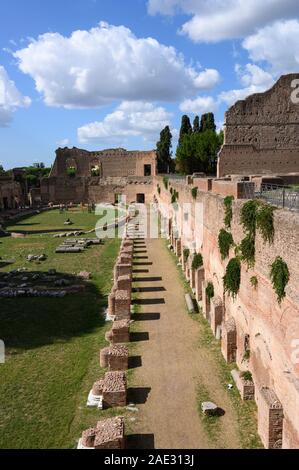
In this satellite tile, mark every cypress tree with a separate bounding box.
[178,115,192,146]
[193,115,200,133]
[156,125,173,173]
[200,112,216,133]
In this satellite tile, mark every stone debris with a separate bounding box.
[201,402,219,416]
[100,344,129,371]
[78,271,92,280]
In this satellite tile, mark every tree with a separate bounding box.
[178,115,192,146]
[200,113,216,133]
[176,134,196,174]
[156,126,173,173]
[193,115,200,133]
[0,165,5,175]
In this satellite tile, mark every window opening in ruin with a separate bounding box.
[136,193,145,204]
[144,164,152,177]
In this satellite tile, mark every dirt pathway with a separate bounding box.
[129,235,242,449]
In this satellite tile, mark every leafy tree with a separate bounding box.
[200,112,216,133]
[156,126,173,173]
[0,165,6,175]
[175,134,196,174]
[193,115,200,133]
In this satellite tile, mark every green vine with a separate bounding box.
[163,176,169,190]
[250,276,258,289]
[170,187,173,194]
[240,234,255,268]
[256,203,275,243]
[206,282,214,301]
[171,190,179,204]
[191,187,198,200]
[270,256,290,304]
[224,196,234,229]
[223,257,241,299]
[218,229,234,260]
[157,184,161,195]
[183,248,190,263]
[240,200,259,236]
[192,253,203,270]
[241,371,252,382]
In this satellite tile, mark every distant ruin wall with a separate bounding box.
[218,74,299,177]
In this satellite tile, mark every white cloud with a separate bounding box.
[13,22,220,109]
[147,0,298,43]
[243,20,299,75]
[78,101,173,145]
[0,65,31,126]
[56,138,70,147]
[180,63,275,112]
[180,95,218,114]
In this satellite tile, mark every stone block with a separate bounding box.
[102,371,127,408]
[80,417,125,450]
[202,280,211,320]
[100,344,129,371]
[231,369,255,401]
[114,290,131,320]
[195,267,205,302]
[117,274,132,293]
[105,319,130,344]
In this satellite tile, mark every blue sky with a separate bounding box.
[0,0,298,169]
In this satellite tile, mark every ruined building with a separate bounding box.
[218,73,299,177]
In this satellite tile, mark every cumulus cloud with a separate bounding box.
[78,101,173,144]
[147,0,298,43]
[179,64,275,112]
[243,20,299,75]
[0,65,31,126]
[13,22,220,109]
[180,95,218,114]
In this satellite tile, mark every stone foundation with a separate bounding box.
[114,290,131,320]
[257,387,284,449]
[81,416,125,449]
[105,319,130,344]
[221,317,237,363]
[100,344,129,371]
[92,372,127,408]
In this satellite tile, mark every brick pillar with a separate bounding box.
[195,267,205,302]
[257,387,284,449]
[114,290,131,320]
[176,239,182,258]
[115,263,132,280]
[190,268,196,290]
[221,317,237,363]
[210,296,224,337]
[202,280,211,320]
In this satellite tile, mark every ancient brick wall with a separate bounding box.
[218,74,299,177]
[0,178,23,210]
[154,174,299,448]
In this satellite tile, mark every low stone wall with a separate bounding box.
[81,416,125,450]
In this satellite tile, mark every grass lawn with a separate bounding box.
[0,209,133,449]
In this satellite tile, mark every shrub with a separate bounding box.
[163,176,169,190]
[224,196,234,229]
[241,371,252,382]
[183,248,190,263]
[218,229,234,260]
[270,257,290,304]
[191,187,198,200]
[240,199,259,236]
[206,282,214,301]
[223,257,241,299]
[192,253,203,270]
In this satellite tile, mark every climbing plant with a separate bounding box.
[240,199,259,236]
[256,203,275,243]
[223,257,241,299]
[183,248,190,263]
[157,184,161,195]
[240,234,255,268]
[270,256,290,304]
[171,190,179,204]
[218,229,234,260]
[163,176,169,190]
[224,195,234,229]
[241,371,252,382]
[191,187,198,200]
[192,253,203,270]
[250,276,258,289]
[67,167,76,177]
[206,282,214,301]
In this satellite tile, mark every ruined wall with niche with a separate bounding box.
[218,74,299,177]
[154,175,299,448]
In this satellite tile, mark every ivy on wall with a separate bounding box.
[218,228,234,260]
[171,190,179,204]
[224,196,234,229]
[223,257,241,299]
[191,187,198,200]
[163,176,169,190]
[157,184,161,195]
[192,253,203,270]
[250,276,258,289]
[256,204,275,243]
[206,282,215,301]
[270,257,290,304]
[183,248,190,263]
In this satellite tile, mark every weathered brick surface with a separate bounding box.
[221,317,237,363]
[81,417,125,449]
[106,319,130,344]
[195,267,205,302]
[210,296,224,336]
[257,387,284,449]
[114,289,131,320]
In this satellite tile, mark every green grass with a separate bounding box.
[0,209,128,449]
[5,207,121,234]
[166,241,263,449]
